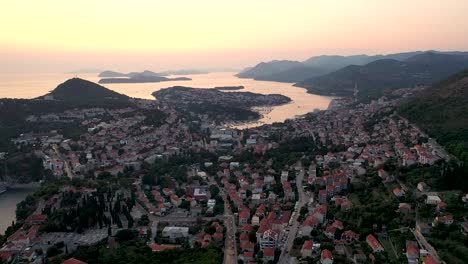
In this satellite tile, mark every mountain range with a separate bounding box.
[237,51,468,87]
[296,52,468,99]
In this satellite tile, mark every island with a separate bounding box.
[99,74,191,84]
[152,86,290,122]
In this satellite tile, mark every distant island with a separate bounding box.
[99,75,191,84]
[98,70,160,78]
[213,86,244,91]
[153,86,290,122]
[98,69,209,78]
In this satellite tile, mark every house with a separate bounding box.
[242,251,254,262]
[324,225,337,240]
[341,230,359,244]
[241,242,255,252]
[406,241,419,264]
[436,201,447,212]
[393,188,405,197]
[366,234,384,253]
[319,190,327,204]
[331,220,344,230]
[301,216,320,236]
[239,209,250,226]
[260,229,279,249]
[148,243,179,252]
[263,248,275,262]
[162,227,189,242]
[426,195,441,205]
[340,201,352,211]
[422,255,438,264]
[62,258,88,264]
[239,233,249,244]
[399,203,411,214]
[301,240,314,258]
[320,249,333,264]
[432,215,454,226]
[417,182,430,192]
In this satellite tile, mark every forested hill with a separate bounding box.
[295,52,468,100]
[42,78,131,104]
[0,78,134,150]
[399,69,468,162]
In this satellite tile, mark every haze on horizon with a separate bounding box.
[1,0,468,73]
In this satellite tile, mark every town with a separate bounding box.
[0,86,467,264]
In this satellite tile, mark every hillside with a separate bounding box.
[236,60,304,80]
[399,70,468,161]
[253,66,331,83]
[237,51,468,83]
[302,51,423,69]
[0,79,134,150]
[43,78,131,103]
[295,52,468,100]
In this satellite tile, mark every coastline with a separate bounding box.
[0,182,40,234]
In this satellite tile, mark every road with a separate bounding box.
[413,229,444,264]
[52,145,74,179]
[278,170,306,264]
[221,189,237,264]
[206,176,238,264]
[414,205,444,264]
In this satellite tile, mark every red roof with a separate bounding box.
[239,233,249,242]
[304,216,320,226]
[302,240,314,250]
[321,249,333,260]
[406,243,419,256]
[263,248,275,257]
[243,251,254,258]
[62,258,88,264]
[149,244,178,251]
[241,242,255,250]
[332,220,344,229]
[423,256,438,264]
[242,224,253,232]
[239,209,250,219]
[366,234,383,251]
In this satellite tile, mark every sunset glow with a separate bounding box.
[2,0,468,72]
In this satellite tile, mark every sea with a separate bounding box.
[0,183,39,234]
[0,71,333,233]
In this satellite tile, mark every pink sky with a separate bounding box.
[1,0,468,73]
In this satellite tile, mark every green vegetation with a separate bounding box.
[428,225,468,264]
[297,52,468,100]
[71,239,222,264]
[399,69,468,164]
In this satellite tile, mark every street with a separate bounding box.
[278,170,306,264]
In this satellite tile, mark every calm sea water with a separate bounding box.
[0,183,39,234]
[0,72,332,127]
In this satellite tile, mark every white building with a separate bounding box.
[162,227,189,242]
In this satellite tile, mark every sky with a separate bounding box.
[1,0,468,73]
